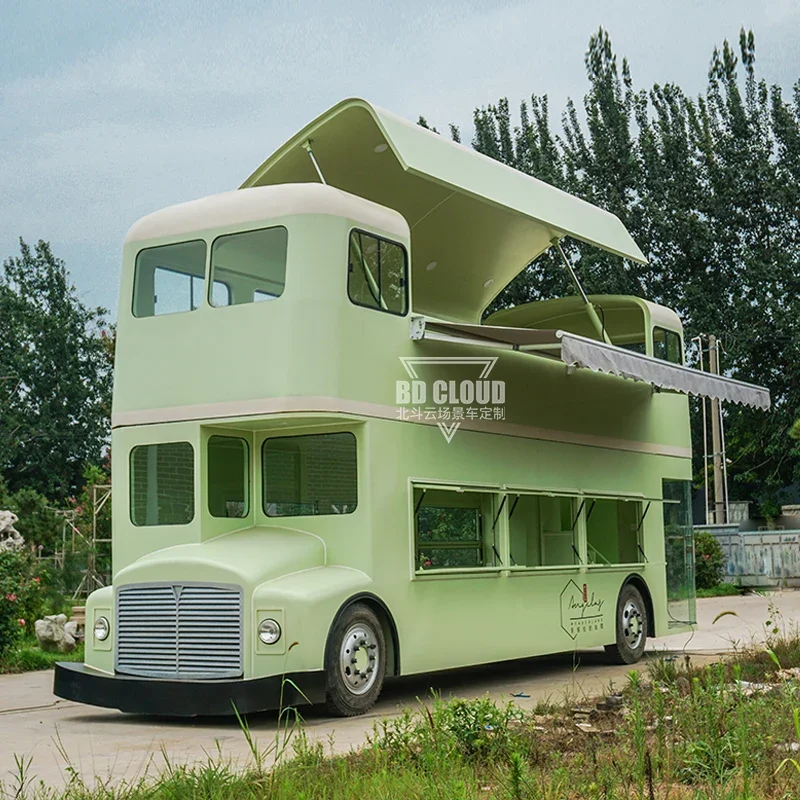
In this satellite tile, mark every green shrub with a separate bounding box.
[694,530,725,590]
[0,550,46,658]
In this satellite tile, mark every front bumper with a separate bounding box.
[54,662,326,717]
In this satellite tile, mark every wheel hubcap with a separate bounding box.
[339,622,380,695]
[622,599,644,650]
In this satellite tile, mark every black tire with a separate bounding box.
[604,583,648,665]
[324,603,386,716]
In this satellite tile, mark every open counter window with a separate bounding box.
[414,487,501,571]
[130,442,195,526]
[210,226,288,306]
[508,494,580,567]
[262,432,357,517]
[586,498,644,565]
[348,230,408,316]
[208,436,249,518]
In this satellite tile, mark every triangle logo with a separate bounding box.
[437,422,461,443]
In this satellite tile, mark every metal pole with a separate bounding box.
[708,334,725,523]
[693,335,710,525]
[303,140,327,185]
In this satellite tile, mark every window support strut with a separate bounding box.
[303,139,327,185]
[490,495,507,566]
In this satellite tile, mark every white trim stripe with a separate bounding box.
[112,396,691,459]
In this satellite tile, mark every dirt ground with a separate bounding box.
[0,590,790,788]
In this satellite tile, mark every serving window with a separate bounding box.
[414,487,501,571]
[586,498,644,565]
[508,493,580,567]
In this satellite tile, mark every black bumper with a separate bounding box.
[54,662,326,717]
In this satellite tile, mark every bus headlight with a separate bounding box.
[94,616,110,641]
[257,618,281,645]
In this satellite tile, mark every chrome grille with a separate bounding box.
[116,583,243,679]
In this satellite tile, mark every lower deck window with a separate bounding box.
[130,442,195,526]
[415,488,500,570]
[508,494,578,567]
[262,432,357,516]
[208,436,249,518]
[586,499,643,564]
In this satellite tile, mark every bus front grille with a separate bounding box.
[115,583,243,679]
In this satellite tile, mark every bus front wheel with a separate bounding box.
[604,583,647,665]
[324,603,386,716]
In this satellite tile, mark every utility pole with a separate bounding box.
[708,334,725,524]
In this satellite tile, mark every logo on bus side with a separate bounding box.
[560,580,605,639]
[395,357,506,442]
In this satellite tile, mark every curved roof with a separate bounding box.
[242,98,646,322]
[125,183,408,244]
[486,294,683,332]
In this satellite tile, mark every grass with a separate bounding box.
[696,582,747,598]
[5,620,800,798]
[0,640,84,674]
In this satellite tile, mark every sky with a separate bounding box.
[2,0,799,319]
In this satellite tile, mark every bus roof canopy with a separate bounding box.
[241,98,646,322]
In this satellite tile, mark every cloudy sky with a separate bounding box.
[2,0,799,318]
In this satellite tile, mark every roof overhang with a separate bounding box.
[410,318,771,410]
[242,98,646,322]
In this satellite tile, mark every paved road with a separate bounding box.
[0,591,793,789]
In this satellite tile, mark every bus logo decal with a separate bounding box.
[560,580,605,639]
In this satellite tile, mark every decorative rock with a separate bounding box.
[0,510,25,552]
[64,620,83,642]
[34,614,77,653]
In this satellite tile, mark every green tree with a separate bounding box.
[0,240,113,501]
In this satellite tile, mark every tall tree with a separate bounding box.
[0,240,113,500]
[424,28,800,513]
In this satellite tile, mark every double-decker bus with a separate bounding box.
[54,99,769,717]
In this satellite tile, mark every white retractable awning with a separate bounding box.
[410,317,771,411]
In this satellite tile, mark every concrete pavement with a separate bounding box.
[0,590,794,789]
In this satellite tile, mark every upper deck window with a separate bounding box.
[133,240,208,318]
[348,230,408,316]
[653,327,683,365]
[210,227,288,306]
[262,432,357,517]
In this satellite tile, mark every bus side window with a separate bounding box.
[653,327,683,364]
[348,230,408,316]
[133,240,207,318]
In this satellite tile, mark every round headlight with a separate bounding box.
[258,618,281,645]
[94,616,110,641]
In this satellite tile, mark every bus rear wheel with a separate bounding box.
[324,603,386,716]
[604,583,647,665]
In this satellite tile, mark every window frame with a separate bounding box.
[207,435,251,519]
[132,239,208,318]
[652,326,684,365]
[261,431,358,518]
[129,441,196,527]
[346,228,409,317]
[208,225,289,308]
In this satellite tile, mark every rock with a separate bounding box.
[64,620,83,642]
[35,614,76,653]
[0,510,24,552]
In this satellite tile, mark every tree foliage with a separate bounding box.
[429,28,800,512]
[0,240,113,501]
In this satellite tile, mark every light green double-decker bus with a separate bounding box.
[55,99,769,717]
